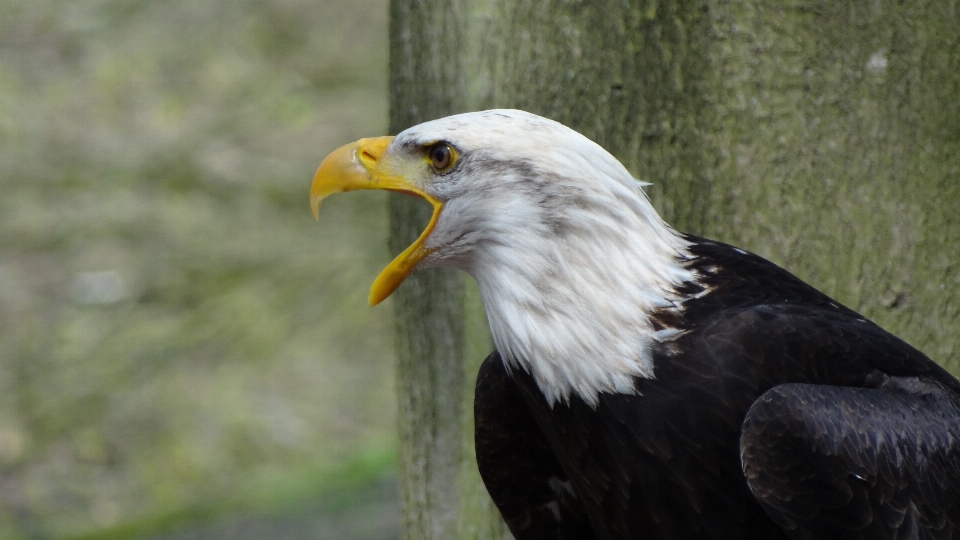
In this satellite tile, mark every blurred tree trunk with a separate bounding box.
[388,0,960,538]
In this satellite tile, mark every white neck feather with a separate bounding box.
[467,165,695,407]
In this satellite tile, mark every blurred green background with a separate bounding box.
[0,0,398,538]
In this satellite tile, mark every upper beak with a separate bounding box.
[311,136,444,306]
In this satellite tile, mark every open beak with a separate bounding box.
[311,136,443,306]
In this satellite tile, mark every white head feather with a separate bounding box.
[394,109,696,407]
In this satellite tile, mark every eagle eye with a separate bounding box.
[426,142,456,172]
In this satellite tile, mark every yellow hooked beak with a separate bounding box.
[311,136,443,306]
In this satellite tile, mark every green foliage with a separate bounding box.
[0,0,394,537]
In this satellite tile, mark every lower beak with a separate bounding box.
[311,136,443,305]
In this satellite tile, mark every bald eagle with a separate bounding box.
[311,110,960,540]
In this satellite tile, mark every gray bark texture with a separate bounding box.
[388,0,960,538]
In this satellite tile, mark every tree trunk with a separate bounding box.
[388,1,509,538]
[388,0,960,537]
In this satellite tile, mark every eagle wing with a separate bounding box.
[741,378,960,540]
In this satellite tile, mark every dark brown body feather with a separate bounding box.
[475,237,960,540]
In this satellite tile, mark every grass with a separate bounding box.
[65,444,398,540]
[0,0,396,537]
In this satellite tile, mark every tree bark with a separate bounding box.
[388,0,960,537]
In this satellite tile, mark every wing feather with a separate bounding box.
[741,380,960,539]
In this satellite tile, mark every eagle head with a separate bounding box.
[312,109,697,406]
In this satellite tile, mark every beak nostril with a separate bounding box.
[360,150,377,163]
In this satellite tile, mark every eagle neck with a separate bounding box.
[469,182,696,408]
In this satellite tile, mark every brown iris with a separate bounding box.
[427,143,454,172]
